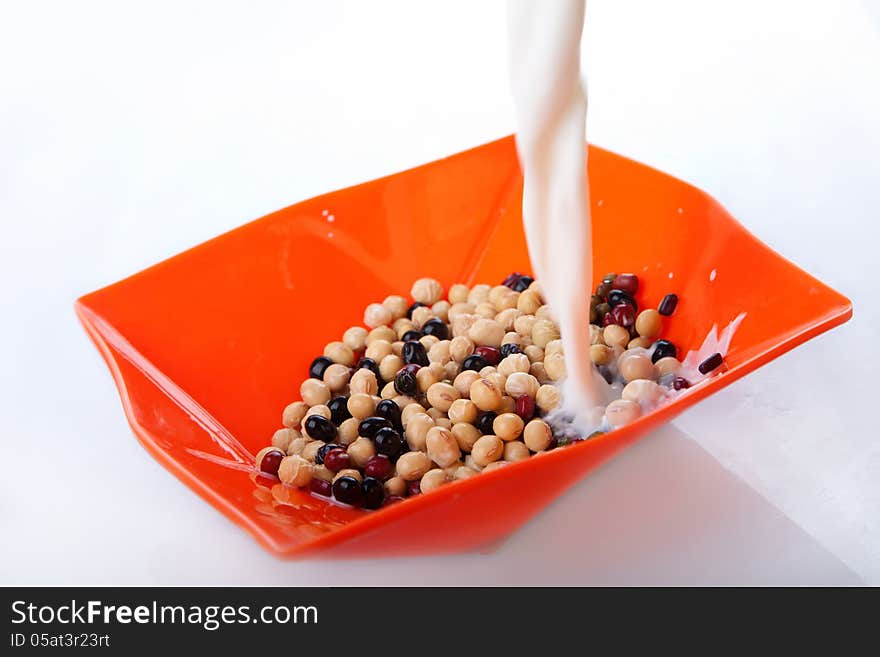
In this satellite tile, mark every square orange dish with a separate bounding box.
[76,136,852,558]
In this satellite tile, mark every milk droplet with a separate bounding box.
[597,199,603,207]
[709,269,717,282]
[321,209,329,216]
[677,207,683,214]
[508,0,601,430]
[327,214,335,223]
[327,232,334,238]
[668,272,674,279]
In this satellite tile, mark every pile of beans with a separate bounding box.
[254,273,724,510]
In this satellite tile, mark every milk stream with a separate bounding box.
[507,0,609,434]
[507,2,744,435]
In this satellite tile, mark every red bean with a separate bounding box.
[323,448,351,472]
[698,352,723,375]
[259,449,284,476]
[612,273,639,295]
[310,478,332,497]
[474,346,501,366]
[364,455,393,481]
[610,304,635,329]
[658,294,678,316]
[515,395,536,421]
[673,377,690,390]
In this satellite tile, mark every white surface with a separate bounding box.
[1,0,878,585]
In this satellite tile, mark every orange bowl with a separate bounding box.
[75,136,851,558]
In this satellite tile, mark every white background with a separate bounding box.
[1,0,878,584]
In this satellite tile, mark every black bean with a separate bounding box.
[308,356,333,380]
[358,416,393,440]
[512,276,534,292]
[304,415,337,442]
[421,318,449,340]
[651,339,677,363]
[327,396,352,425]
[406,302,426,319]
[361,477,385,510]
[374,427,405,458]
[499,343,522,358]
[393,364,420,395]
[461,354,488,372]
[375,399,403,430]
[402,340,429,366]
[475,411,497,435]
[356,357,383,385]
[502,272,523,288]
[607,289,638,311]
[332,476,363,506]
